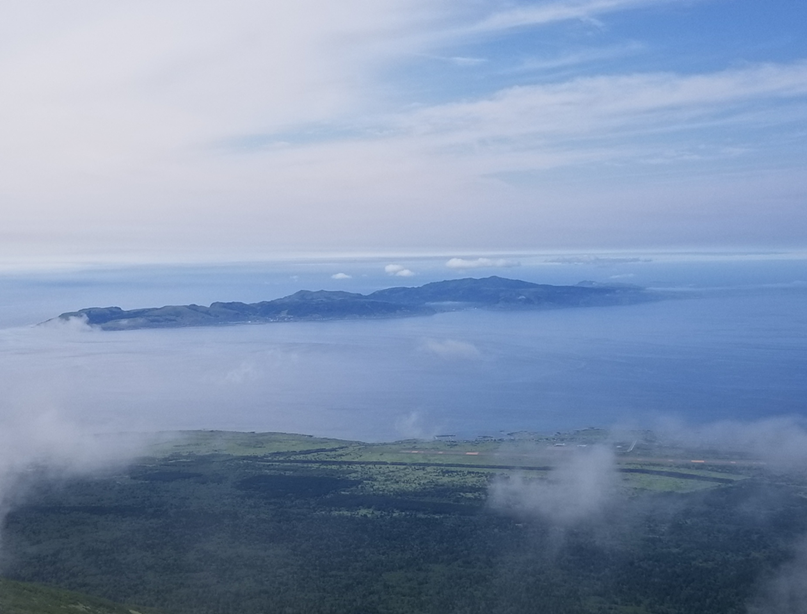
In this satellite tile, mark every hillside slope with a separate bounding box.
[0,577,163,614]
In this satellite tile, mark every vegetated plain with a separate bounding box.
[2,430,804,614]
[0,577,166,614]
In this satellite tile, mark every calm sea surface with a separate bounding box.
[1,256,805,440]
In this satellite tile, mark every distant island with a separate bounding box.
[55,276,658,331]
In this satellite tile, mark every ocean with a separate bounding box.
[1,253,805,441]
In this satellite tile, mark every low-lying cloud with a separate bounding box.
[489,446,619,525]
[748,538,807,614]
[656,416,807,471]
[545,256,651,265]
[223,360,261,384]
[384,264,415,277]
[394,410,439,440]
[420,338,481,360]
[446,257,520,270]
[0,406,147,553]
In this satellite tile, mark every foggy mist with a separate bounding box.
[489,446,619,525]
[2,0,806,605]
[1,256,806,611]
[0,409,147,554]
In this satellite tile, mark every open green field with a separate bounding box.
[0,577,165,614]
[145,428,757,494]
[2,430,803,614]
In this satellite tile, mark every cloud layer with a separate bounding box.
[446,258,520,269]
[1,1,806,261]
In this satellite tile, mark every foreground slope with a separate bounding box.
[0,577,163,614]
[2,430,802,614]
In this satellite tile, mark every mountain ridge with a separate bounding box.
[55,276,656,331]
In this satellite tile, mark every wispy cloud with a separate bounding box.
[470,0,677,33]
[749,537,807,614]
[417,53,488,67]
[506,42,645,74]
[0,406,145,551]
[394,410,439,440]
[448,56,488,67]
[402,61,807,155]
[657,416,807,471]
[420,338,482,360]
[446,257,520,269]
[0,0,805,257]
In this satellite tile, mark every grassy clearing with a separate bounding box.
[620,472,728,492]
[139,430,766,495]
[0,578,162,614]
[144,430,352,457]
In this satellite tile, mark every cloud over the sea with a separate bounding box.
[385,264,415,277]
[420,338,481,360]
[446,258,520,270]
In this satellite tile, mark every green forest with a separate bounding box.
[1,431,805,614]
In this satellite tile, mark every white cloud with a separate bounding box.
[507,42,645,74]
[420,338,481,360]
[657,417,807,471]
[749,538,807,614]
[471,0,671,33]
[394,410,438,440]
[449,56,487,67]
[489,446,619,525]
[0,406,146,550]
[331,272,352,279]
[0,1,805,259]
[39,314,94,332]
[403,61,807,153]
[0,0,444,256]
[224,360,260,384]
[546,255,650,265]
[446,257,519,269]
[385,264,415,277]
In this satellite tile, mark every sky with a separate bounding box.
[1,0,807,265]
[3,5,807,597]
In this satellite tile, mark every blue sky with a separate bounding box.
[388,1,807,101]
[1,0,806,265]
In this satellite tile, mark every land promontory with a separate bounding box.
[56,276,655,330]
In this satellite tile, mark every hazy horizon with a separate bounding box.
[1,253,804,442]
[2,3,806,609]
[2,1,806,262]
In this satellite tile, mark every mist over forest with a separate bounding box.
[3,0,807,610]
[1,254,806,614]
